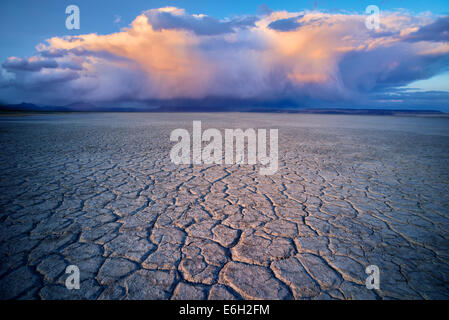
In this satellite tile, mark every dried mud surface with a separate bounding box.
[1,113,448,300]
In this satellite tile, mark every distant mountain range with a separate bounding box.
[0,102,144,113]
[0,102,446,115]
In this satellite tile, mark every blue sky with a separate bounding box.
[1,1,449,110]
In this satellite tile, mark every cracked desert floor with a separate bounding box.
[1,112,448,300]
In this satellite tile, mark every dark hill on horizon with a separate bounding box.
[0,102,446,115]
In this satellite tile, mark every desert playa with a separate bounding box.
[0,112,448,299]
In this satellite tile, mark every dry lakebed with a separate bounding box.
[0,112,448,300]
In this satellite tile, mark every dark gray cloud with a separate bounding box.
[58,61,83,71]
[144,9,257,35]
[2,57,58,72]
[26,70,80,86]
[268,16,303,31]
[68,47,132,62]
[405,16,449,42]
[40,48,68,58]
[338,44,449,93]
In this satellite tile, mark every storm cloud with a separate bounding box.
[1,7,448,109]
[2,57,58,72]
[405,16,449,42]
